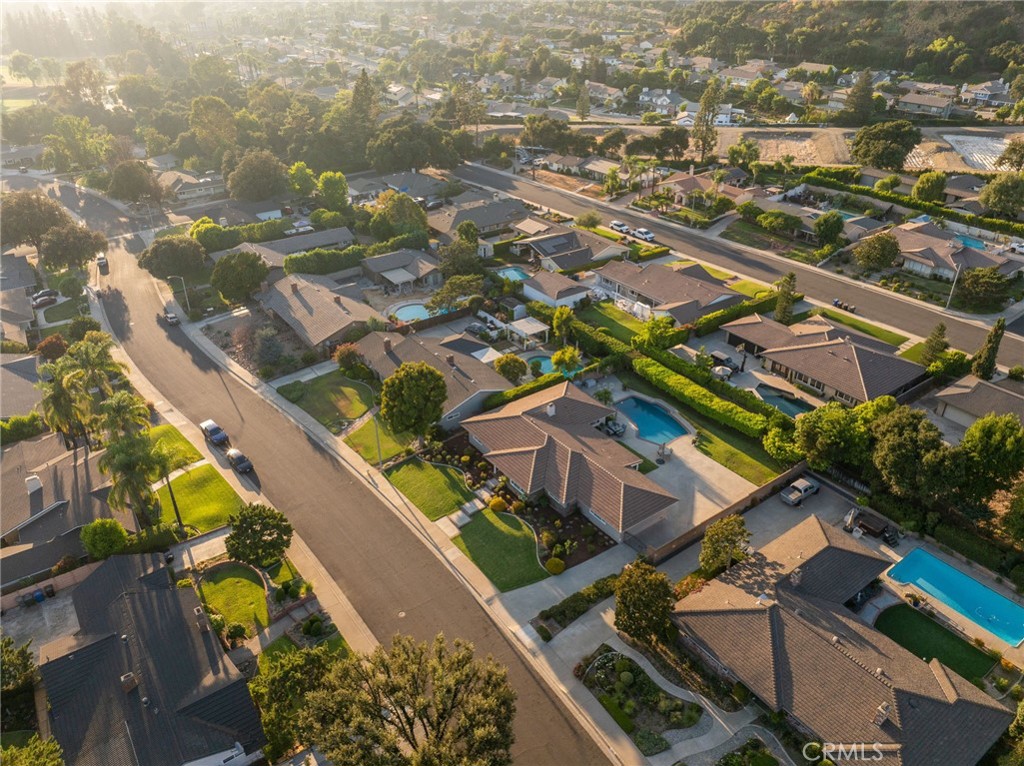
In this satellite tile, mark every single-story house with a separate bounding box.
[259,274,384,351]
[680,56,725,73]
[793,61,835,77]
[897,80,959,99]
[0,288,33,347]
[664,173,756,208]
[428,197,531,241]
[675,101,741,126]
[0,434,139,589]
[515,225,628,273]
[540,153,587,174]
[145,153,181,172]
[38,554,266,766]
[531,76,566,99]
[674,515,1012,766]
[596,260,743,326]
[157,170,226,202]
[896,92,954,118]
[348,176,388,204]
[858,167,916,195]
[356,332,510,428]
[578,155,621,180]
[462,383,677,541]
[212,226,355,271]
[522,270,589,308]
[381,170,449,200]
[0,254,37,291]
[476,72,517,94]
[361,248,441,292]
[934,374,1024,428]
[942,174,987,205]
[886,222,1019,281]
[0,353,40,419]
[717,65,764,88]
[722,313,895,356]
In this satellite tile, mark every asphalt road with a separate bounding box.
[455,164,1023,366]
[4,176,608,766]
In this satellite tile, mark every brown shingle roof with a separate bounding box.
[260,275,383,347]
[888,222,1013,275]
[522,270,588,301]
[935,374,1024,419]
[723,314,894,354]
[597,261,741,324]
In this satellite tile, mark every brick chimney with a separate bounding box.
[446,354,456,367]
[546,402,556,417]
[383,337,392,353]
[120,672,139,693]
[26,475,43,515]
[290,281,300,293]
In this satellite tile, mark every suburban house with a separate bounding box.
[0,434,139,590]
[886,222,1018,280]
[428,197,531,241]
[961,79,1014,107]
[897,80,958,99]
[522,270,589,308]
[38,554,267,766]
[211,227,355,272]
[896,92,954,118]
[476,71,518,94]
[942,174,987,206]
[348,176,388,204]
[673,515,1012,766]
[513,224,628,273]
[637,88,685,116]
[665,173,757,208]
[381,170,449,201]
[680,56,725,73]
[584,80,625,106]
[858,168,916,194]
[793,61,836,78]
[462,382,677,541]
[722,313,896,356]
[145,153,181,172]
[259,275,384,352]
[0,353,40,420]
[531,76,567,99]
[361,248,442,292]
[385,83,415,108]
[825,87,852,111]
[540,153,587,174]
[157,170,226,202]
[356,332,509,427]
[934,374,1024,428]
[717,65,765,88]
[578,155,621,179]
[675,100,742,126]
[595,261,743,326]
[0,286,33,347]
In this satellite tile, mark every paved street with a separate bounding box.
[455,164,1023,366]
[6,177,608,766]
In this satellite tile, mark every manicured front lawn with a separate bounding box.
[278,370,374,434]
[720,220,820,265]
[156,464,243,532]
[620,442,659,474]
[874,604,995,680]
[198,563,269,636]
[148,424,203,468]
[344,416,413,464]
[37,322,71,340]
[385,458,475,521]
[620,372,784,486]
[43,295,88,323]
[818,308,908,346]
[267,557,300,587]
[453,508,549,592]
[256,631,350,674]
[578,301,646,344]
[729,279,772,298]
[899,342,929,363]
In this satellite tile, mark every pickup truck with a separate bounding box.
[781,477,819,506]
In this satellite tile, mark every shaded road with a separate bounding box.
[9,176,608,766]
[456,165,1023,365]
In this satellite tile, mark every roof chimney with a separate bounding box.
[546,402,556,417]
[383,337,392,353]
[25,475,42,495]
[689,163,695,177]
[193,606,210,633]
[120,672,139,693]
[290,281,300,293]
[259,280,268,293]
[873,702,891,727]
[790,567,803,586]
[446,353,456,367]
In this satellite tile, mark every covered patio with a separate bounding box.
[507,316,550,349]
[379,267,418,294]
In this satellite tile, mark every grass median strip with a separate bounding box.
[385,458,476,521]
[454,509,549,592]
[344,416,413,464]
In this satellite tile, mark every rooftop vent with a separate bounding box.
[873,701,891,727]
[291,281,300,293]
[25,475,42,495]
[546,402,556,418]
[446,353,456,367]
[142,696,150,707]
[120,672,138,693]
[790,567,803,586]
[121,634,128,643]
[831,635,840,645]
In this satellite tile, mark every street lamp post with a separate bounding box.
[169,275,190,314]
[944,263,963,311]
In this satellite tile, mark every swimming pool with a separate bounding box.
[496,267,529,281]
[887,547,1024,646]
[616,396,688,443]
[755,384,815,418]
[393,303,433,322]
[956,234,987,250]
[527,354,554,374]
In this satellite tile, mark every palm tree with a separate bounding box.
[152,438,193,532]
[98,391,151,442]
[65,334,126,427]
[37,358,88,445]
[99,433,160,529]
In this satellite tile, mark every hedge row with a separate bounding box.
[0,412,46,445]
[644,347,789,423]
[526,302,633,358]
[635,245,671,261]
[493,235,525,258]
[539,573,619,628]
[483,372,565,410]
[802,170,1024,238]
[284,231,430,275]
[632,357,768,437]
[694,292,786,337]
[191,217,292,252]
[932,524,1009,573]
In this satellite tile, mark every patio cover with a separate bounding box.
[509,316,550,340]
[381,267,416,285]
[513,218,551,236]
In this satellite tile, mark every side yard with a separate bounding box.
[578,302,646,345]
[874,604,995,681]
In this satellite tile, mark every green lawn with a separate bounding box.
[257,635,297,672]
[874,604,995,680]
[148,424,203,469]
[720,221,821,265]
[729,279,772,298]
[267,557,300,586]
[453,509,549,592]
[344,416,413,464]
[899,342,929,364]
[43,295,89,323]
[620,372,784,486]
[198,563,268,636]
[818,308,909,346]
[37,322,72,340]
[578,301,646,344]
[385,458,476,521]
[156,464,243,532]
[0,731,35,749]
[620,442,659,474]
[155,223,191,239]
[278,370,374,434]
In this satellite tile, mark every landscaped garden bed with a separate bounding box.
[196,562,269,640]
[705,737,780,766]
[532,573,620,640]
[577,644,704,756]
[277,370,375,434]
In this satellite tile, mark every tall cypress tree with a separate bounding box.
[971,317,1005,381]
[692,77,722,163]
[920,323,949,366]
[845,69,875,123]
[774,272,797,325]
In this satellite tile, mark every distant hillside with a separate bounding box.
[669,1,1023,80]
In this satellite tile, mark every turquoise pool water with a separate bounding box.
[527,354,554,374]
[497,267,529,281]
[888,547,1024,646]
[837,210,858,221]
[956,234,987,250]
[755,384,815,418]
[394,303,432,322]
[616,396,688,443]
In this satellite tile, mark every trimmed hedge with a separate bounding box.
[527,302,633,357]
[0,412,46,445]
[284,231,430,275]
[191,217,292,252]
[598,694,636,734]
[635,245,671,261]
[694,292,794,337]
[492,235,525,258]
[632,357,768,437]
[802,170,1024,238]
[483,372,564,410]
[539,573,619,628]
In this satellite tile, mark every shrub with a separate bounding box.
[80,518,129,560]
[274,587,287,603]
[483,372,564,409]
[283,231,429,274]
[0,412,46,445]
[693,292,791,336]
[36,333,68,361]
[1,340,30,353]
[1009,565,1024,591]
[1011,686,1024,701]
[68,315,101,341]
[633,730,670,756]
[536,623,552,642]
[208,612,226,633]
[489,496,508,513]
[300,350,319,366]
[932,524,1006,572]
[50,554,80,576]
[598,694,636,733]
[619,671,634,686]
[225,622,247,641]
[545,557,566,575]
[1008,365,1024,382]
[540,529,558,549]
[176,578,193,589]
[309,620,323,636]
[58,274,83,298]
[511,500,525,513]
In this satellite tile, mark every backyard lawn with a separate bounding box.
[43,295,89,323]
[344,416,413,464]
[198,563,268,636]
[818,308,908,346]
[453,508,549,592]
[874,604,995,680]
[156,464,243,532]
[148,424,203,469]
[385,458,475,521]
[278,370,374,434]
[720,221,820,265]
[578,302,646,344]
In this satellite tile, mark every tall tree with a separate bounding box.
[152,437,192,531]
[955,267,1009,312]
[39,224,107,271]
[794,402,868,470]
[288,161,317,197]
[1,633,36,693]
[37,358,86,443]
[614,560,674,643]
[699,515,750,573]
[317,171,350,213]
[692,78,722,163]
[631,316,676,351]
[850,121,922,171]
[65,332,124,403]
[957,414,1024,510]
[42,115,107,172]
[576,88,590,120]
[996,137,1024,171]
[853,232,901,270]
[971,317,1005,381]
[870,406,944,501]
[226,504,294,567]
[98,432,161,527]
[211,250,269,302]
[551,346,581,377]
[426,273,484,311]
[188,96,238,162]
[98,391,150,441]
[108,161,162,202]
[551,306,574,344]
[844,70,875,123]
[494,354,528,384]
[726,137,760,170]
[299,633,515,766]
[979,172,1024,217]
[0,190,71,252]
[812,210,845,246]
[138,235,206,278]
[911,171,947,202]
[773,272,797,324]
[920,323,949,366]
[379,362,448,446]
[80,518,129,559]
[455,220,479,244]
[228,150,287,201]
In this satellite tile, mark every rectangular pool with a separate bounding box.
[496,267,529,281]
[887,547,1024,646]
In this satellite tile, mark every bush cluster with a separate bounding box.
[483,372,565,410]
[932,524,1008,573]
[693,292,787,337]
[190,217,292,252]
[283,230,429,274]
[526,302,633,358]
[545,557,566,575]
[539,573,619,628]
[0,412,46,445]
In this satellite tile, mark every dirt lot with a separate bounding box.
[528,167,605,198]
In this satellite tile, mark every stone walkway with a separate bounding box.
[675,725,796,766]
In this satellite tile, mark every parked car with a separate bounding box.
[465,322,488,337]
[31,294,58,309]
[96,253,108,272]
[163,311,180,326]
[710,350,739,371]
[199,419,229,446]
[32,289,58,301]
[632,228,655,242]
[610,220,630,233]
[781,477,819,506]
[226,448,253,473]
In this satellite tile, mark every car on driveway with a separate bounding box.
[96,253,108,272]
[199,419,229,446]
[632,228,656,242]
[32,289,59,302]
[610,220,630,233]
[226,448,253,473]
[163,311,180,326]
[31,294,58,309]
[781,477,820,506]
